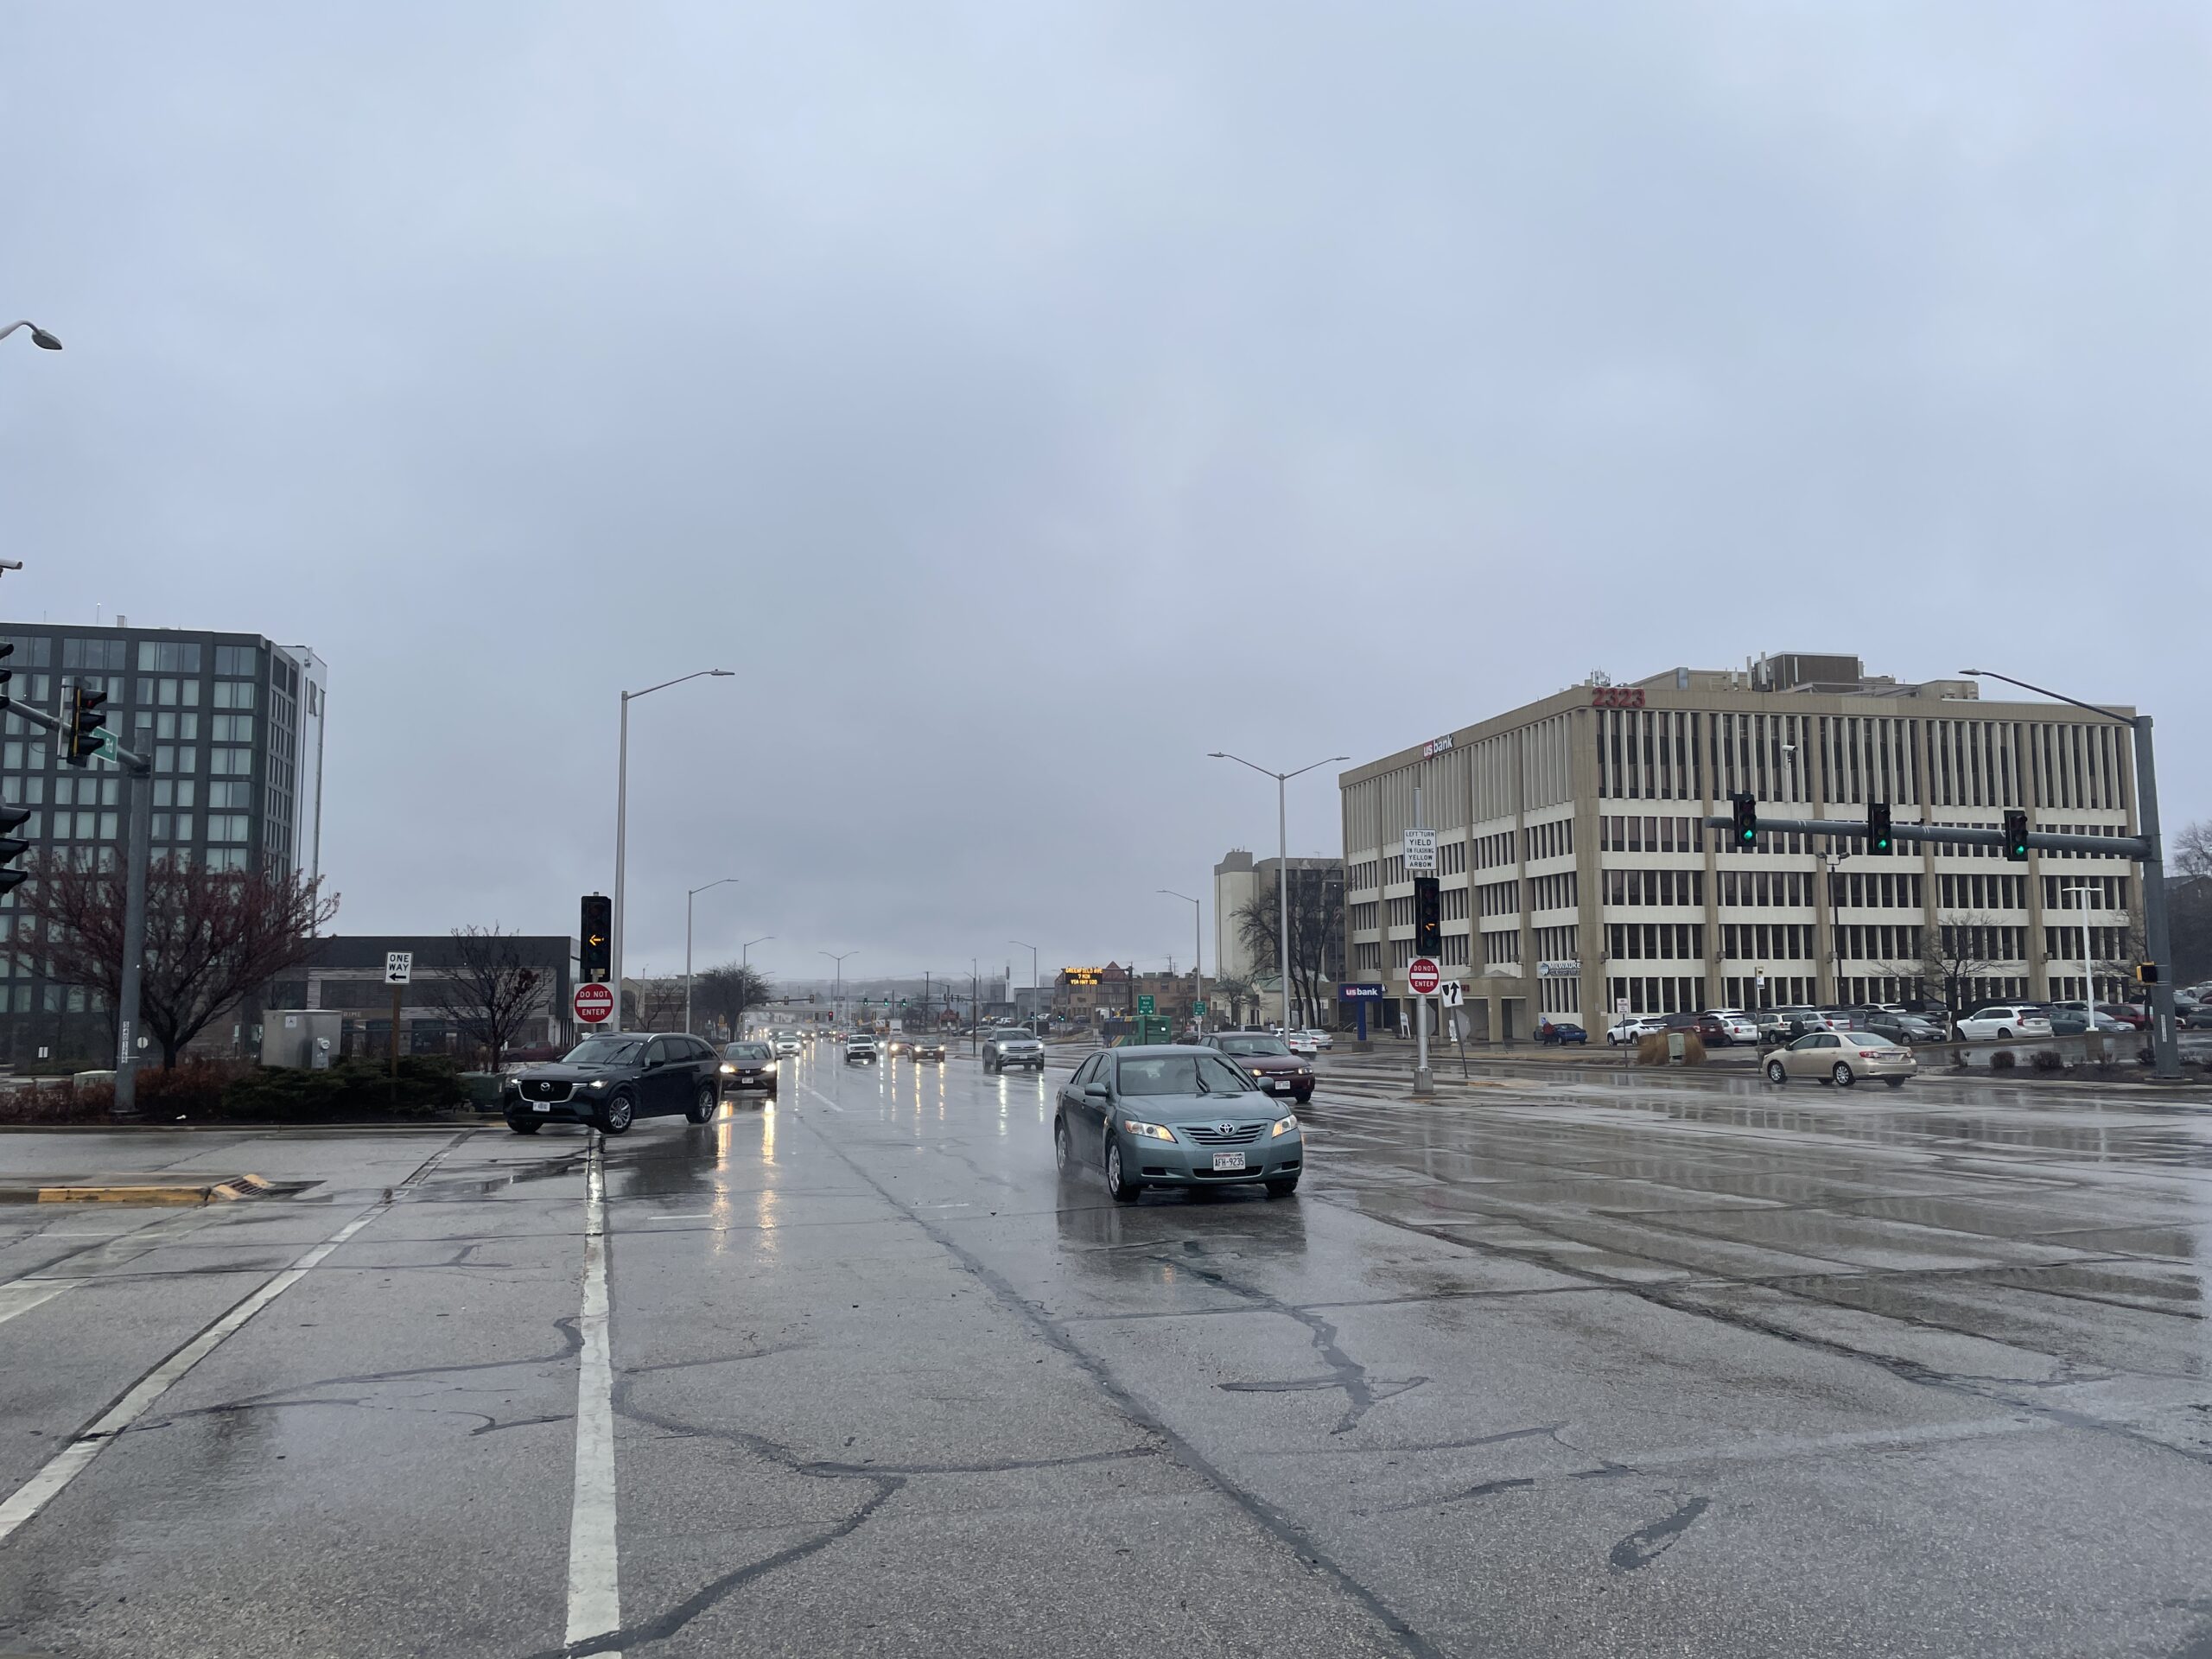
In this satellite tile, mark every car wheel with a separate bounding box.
[686,1083,717,1124]
[505,1116,542,1135]
[1765,1059,1788,1084]
[1294,1089,1313,1105]
[1885,1078,1906,1090]
[1265,1177,1299,1199]
[1053,1117,1071,1173]
[597,1093,636,1135]
[1103,1137,1140,1204]
[1831,1062,1855,1087]
[1997,1028,2012,1041]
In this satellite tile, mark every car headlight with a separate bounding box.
[1122,1119,1177,1142]
[1295,1067,1313,1077]
[1271,1114,1299,1137]
[720,1063,735,1073]
[586,1078,608,1090]
[765,1059,778,1072]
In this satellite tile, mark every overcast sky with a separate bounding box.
[3,3,2207,988]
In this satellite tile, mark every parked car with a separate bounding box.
[2178,1006,2212,1031]
[982,1027,1046,1071]
[2098,1003,2149,1030]
[1608,1015,1663,1046]
[1536,1020,1588,1046]
[1955,1005,2052,1042]
[1198,1033,1315,1103]
[1758,1007,1827,1046]
[505,1033,723,1135]
[843,1033,879,1065]
[1302,1028,1336,1052]
[2050,1009,2129,1036]
[1763,1030,1918,1088]
[1054,1046,1303,1202]
[717,1039,778,1100]
[1706,1009,1762,1045]
[1861,1011,1945,1046]
[1285,1030,1321,1057]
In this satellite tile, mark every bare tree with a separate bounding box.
[693,962,771,1037]
[626,978,687,1033]
[1236,870,1342,1027]
[431,925,548,1071]
[1211,973,1255,1027]
[26,852,339,1068]
[1880,912,2007,1028]
[2174,818,2212,880]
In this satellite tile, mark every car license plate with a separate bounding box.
[533,1103,551,1113]
[1212,1151,1246,1172]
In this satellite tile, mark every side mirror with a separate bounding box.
[1084,1083,1109,1100]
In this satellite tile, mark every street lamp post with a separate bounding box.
[2060,883,2100,1041]
[1961,667,2180,1079]
[743,936,773,969]
[683,877,741,1036]
[0,321,62,351]
[819,950,855,1027]
[1157,891,1204,1033]
[612,669,734,1032]
[1209,752,1348,1045]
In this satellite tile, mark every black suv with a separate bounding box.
[505,1033,723,1135]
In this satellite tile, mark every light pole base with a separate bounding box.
[1412,1065,1434,1098]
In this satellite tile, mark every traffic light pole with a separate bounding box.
[7,692,155,1114]
[1707,804,2180,1079]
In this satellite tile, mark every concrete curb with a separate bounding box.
[0,1173,277,1205]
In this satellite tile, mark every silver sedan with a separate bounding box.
[1764,1030,1917,1089]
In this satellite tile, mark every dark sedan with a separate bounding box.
[908,1037,947,1062]
[1198,1033,1313,1103]
[505,1033,723,1135]
[1055,1046,1302,1201]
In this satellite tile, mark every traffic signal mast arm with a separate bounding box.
[4,690,150,776]
[1700,810,2152,861]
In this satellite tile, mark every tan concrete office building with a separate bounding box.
[1338,654,2145,1039]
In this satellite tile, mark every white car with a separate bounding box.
[1608,1016,1663,1046]
[1300,1028,1335,1051]
[1955,1005,2051,1042]
[1285,1031,1319,1056]
[1705,1010,1761,1045]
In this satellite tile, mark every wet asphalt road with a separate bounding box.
[2,1050,2211,1656]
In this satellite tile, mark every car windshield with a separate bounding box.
[564,1038,644,1065]
[1217,1036,1289,1057]
[993,1030,1032,1041]
[1116,1054,1252,1096]
[724,1043,770,1061]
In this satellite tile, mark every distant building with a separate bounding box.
[2,622,328,1067]
[268,933,573,1060]
[1213,850,1345,1026]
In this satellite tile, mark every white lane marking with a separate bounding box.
[564,1134,622,1654]
[0,1131,473,1546]
[0,1281,70,1326]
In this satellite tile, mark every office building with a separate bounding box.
[1,622,327,1065]
[1338,653,2145,1040]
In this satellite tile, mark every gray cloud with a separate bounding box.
[3,2,2205,985]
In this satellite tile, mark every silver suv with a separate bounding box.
[982,1027,1045,1072]
[843,1033,879,1065]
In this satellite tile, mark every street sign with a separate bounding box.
[1137,995,1155,1014]
[384,951,413,985]
[1616,998,1630,1015]
[1192,1001,1206,1014]
[574,982,615,1025]
[1440,980,1464,1009]
[1402,829,1438,874]
[1407,957,1441,996]
[1338,983,1384,1001]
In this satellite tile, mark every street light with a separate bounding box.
[1007,940,1037,1027]
[612,669,734,1031]
[1209,753,1348,1038]
[820,950,855,1027]
[683,877,741,1036]
[0,321,61,351]
[1156,892,1203,1032]
[743,935,773,969]
[2060,882,2101,1033]
[1959,667,2179,1078]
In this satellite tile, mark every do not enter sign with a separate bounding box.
[1407,957,1441,996]
[574,982,616,1025]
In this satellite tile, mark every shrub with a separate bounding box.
[219,1056,467,1122]
[1990,1049,2016,1071]
[2031,1049,2065,1075]
[1636,1031,1706,1066]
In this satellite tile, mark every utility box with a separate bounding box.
[261,1010,342,1070]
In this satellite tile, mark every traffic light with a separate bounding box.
[0,804,27,894]
[1413,876,1441,956]
[579,893,612,982]
[1731,793,1758,847]
[2003,809,2029,862]
[2136,961,2160,986]
[1867,801,1892,855]
[62,680,107,766]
